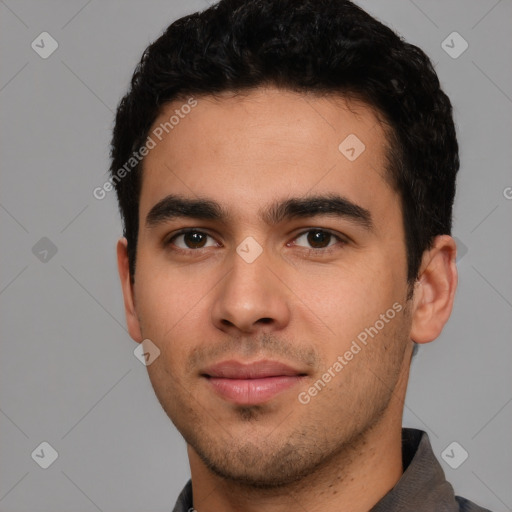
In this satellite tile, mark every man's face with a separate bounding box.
[125,87,415,486]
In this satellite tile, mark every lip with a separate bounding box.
[202,359,307,405]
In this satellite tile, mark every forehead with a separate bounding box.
[138,87,396,225]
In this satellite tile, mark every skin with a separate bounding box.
[117,87,457,512]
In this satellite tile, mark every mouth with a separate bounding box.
[201,359,308,405]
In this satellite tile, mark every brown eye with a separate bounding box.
[182,231,207,248]
[168,230,216,250]
[294,229,340,250]
[307,230,332,248]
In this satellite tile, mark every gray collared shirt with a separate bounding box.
[172,428,492,512]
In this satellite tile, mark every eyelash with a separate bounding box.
[164,228,348,256]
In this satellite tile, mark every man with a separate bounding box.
[110,0,493,510]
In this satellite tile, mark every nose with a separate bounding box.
[211,248,291,335]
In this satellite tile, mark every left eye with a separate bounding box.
[292,229,342,249]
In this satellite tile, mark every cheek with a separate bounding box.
[293,259,396,319]
[135,273,207,385]
[134,260,211,342]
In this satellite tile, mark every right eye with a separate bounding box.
[165,229,220,252]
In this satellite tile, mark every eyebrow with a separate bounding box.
[145,193,373,231]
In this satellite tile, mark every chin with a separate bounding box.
[191,434,332,489]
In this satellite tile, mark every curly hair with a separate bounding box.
[109,0,459,284]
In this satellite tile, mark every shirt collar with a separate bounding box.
[370,428,459,511]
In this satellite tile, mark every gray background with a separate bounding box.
[0,0,511,511]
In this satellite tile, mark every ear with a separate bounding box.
[410,235,458,344]
[116,237,143,343]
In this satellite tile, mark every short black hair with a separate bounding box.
[110,0,459,284]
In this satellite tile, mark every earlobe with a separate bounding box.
[116,237,143,343]
[410,235,458,344]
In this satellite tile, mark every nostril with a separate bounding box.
[258,318,273,324]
